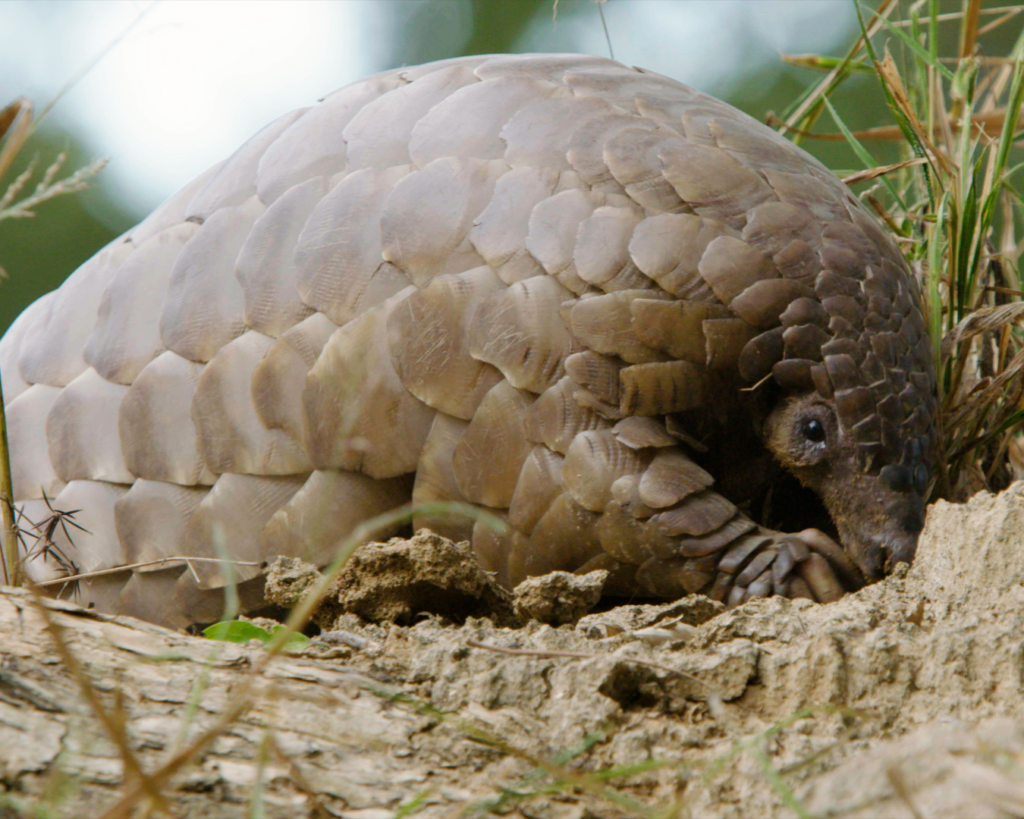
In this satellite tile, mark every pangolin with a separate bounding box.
[0,54,938,628]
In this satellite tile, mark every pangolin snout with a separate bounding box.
[883,497,925,572]
[838,482,927,582]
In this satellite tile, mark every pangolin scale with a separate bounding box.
[0,54,938,628]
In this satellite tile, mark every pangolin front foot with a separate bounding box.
[726,528,866,606]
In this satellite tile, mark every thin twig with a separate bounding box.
[31,556,263,588]
[595,0,613,61]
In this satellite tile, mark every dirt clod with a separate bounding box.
[264,556,321,606]
[513,569,608,625]
[272,530,519,628]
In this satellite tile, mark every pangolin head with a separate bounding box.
[764,389,933,581]
[743,216,939,583]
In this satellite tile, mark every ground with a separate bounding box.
[3,484,1024,818]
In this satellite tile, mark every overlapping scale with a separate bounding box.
[501,96,616,171]
[410,76,557,167]
[160,196,266,362]
[128,160,224,246]
[261,470,412,567]
[411,413,474,544]
[294,166,412,325]
[46,368,132,484]
[7,385,64,500]
[252,312,339,443]
[186,109,306,220]
[85,222,199,384]
[118,351,215,486]
[470,166,581,284]
[303,293,434,479]
[467,275,579,394]
[343,65,478,171]
[191,331,312,476]
[236,176,328,337]
[256,74,403,204]
[0,292,53,402]
[183,473,307,588]
[451,380,534,508]
[381,157,506,286]
[387,266,504,419]
[19,238,134,387]
[115,480,209,569]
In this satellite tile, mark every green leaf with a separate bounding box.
[203,620,272,643]
[268,625,311,650]
[203,620,311,650]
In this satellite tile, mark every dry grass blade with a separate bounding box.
[30,556,262,589]
[961,0,983,59]
[0,98,29,143]
[842,157,929,184]
[875,46,951,173]
[945,348,1024,435]
[941,303,1024,358]
[0,155,108,222]
[782,0,897,137]
[769,107,1024,142]
[0,98,33,184]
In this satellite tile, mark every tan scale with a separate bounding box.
[467,274,580,394]
[160,196,266,363]
[118,351,217,486]
[386,266,505,419]
[185,109,306,220]
[84,222,199,384]
[302,292,435,478]
[293,165,413,325]
[191,331,312,476]
[235,175,327,338]
[251,311,339,443]
[46,368,132,485]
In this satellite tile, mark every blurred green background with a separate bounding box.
[0,0,1015,334]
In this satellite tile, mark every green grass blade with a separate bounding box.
[822,96,906,210]
[928,191,950,391]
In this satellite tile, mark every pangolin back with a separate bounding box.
[0,54,938,626]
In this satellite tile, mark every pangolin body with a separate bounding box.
[0,54,938,627]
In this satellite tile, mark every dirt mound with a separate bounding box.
[7,484,1024,817]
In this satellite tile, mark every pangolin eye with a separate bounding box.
[801,418,826,443]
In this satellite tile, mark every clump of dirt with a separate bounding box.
[269,481,1024,817]
[266,529,519,627]
[513,569,608,625]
